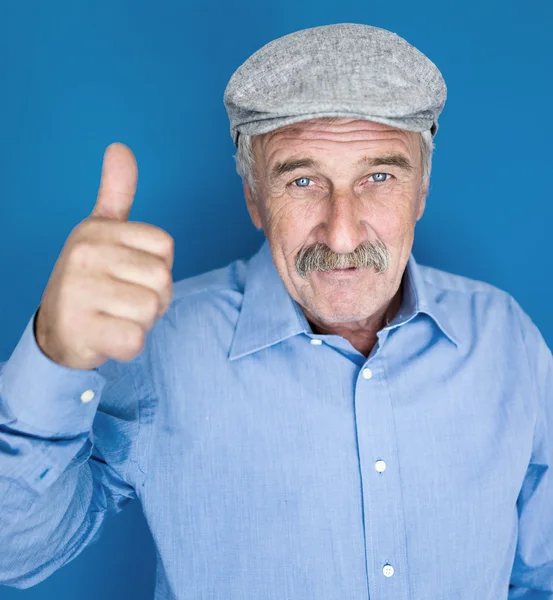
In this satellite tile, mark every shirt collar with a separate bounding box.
[397,252,459,347]
[229,240,458,360]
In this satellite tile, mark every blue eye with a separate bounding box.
[293,177,312,187]
[370,173,390,182]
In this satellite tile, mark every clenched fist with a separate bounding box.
[34,143,174,370]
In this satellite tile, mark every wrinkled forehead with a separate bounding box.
[254,117,420,165]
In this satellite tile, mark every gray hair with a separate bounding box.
[235,127,434,197]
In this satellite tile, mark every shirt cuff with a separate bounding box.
[0,308,107,436]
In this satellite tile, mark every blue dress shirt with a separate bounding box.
[1,239,552,599]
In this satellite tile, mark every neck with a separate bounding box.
[306,287,403,358]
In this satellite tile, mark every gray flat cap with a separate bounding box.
[224,23,447,147]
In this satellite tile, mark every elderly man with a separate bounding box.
[0,22,551,600]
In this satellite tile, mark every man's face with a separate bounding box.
[243,118,428,326]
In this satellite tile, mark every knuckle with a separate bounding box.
[153,263,172,290]
[163,233,175,254]
[141,287,161,316]
[156,229,174,257]
[118,321,144,355]
[164,279,174,304]
[127,323,145,353]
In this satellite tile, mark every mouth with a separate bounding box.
[314,266,362,279]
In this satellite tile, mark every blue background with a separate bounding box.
[1,0,551,598]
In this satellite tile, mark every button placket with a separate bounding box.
[354,358,409,597]
[362,367,373,379]
[375,459,387,474]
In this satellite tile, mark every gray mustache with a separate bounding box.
[295,241,390,279]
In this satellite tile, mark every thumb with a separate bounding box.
[92,143,138,221]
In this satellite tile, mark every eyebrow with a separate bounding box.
[269,158,318,182]
[356,153,415,172]
[269,152,414,183]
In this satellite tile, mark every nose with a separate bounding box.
[323,191,366,254]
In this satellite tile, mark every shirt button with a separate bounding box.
[382,564,394,578]
[375,460,387,473]
[310,338,322,345]
[80,390,95,404]
[361,367,373,379]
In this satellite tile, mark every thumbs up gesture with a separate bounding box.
[35,144,174,370]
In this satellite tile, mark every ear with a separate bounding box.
[243,180,263,230]
[416,181,429,221]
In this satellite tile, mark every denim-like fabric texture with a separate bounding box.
[224,23,447,146]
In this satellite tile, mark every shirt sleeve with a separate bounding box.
[0,308,146,589]
[508,297,553,597]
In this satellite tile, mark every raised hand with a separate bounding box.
[34,143,174,370]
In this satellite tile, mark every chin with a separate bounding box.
[308,304,370,325]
